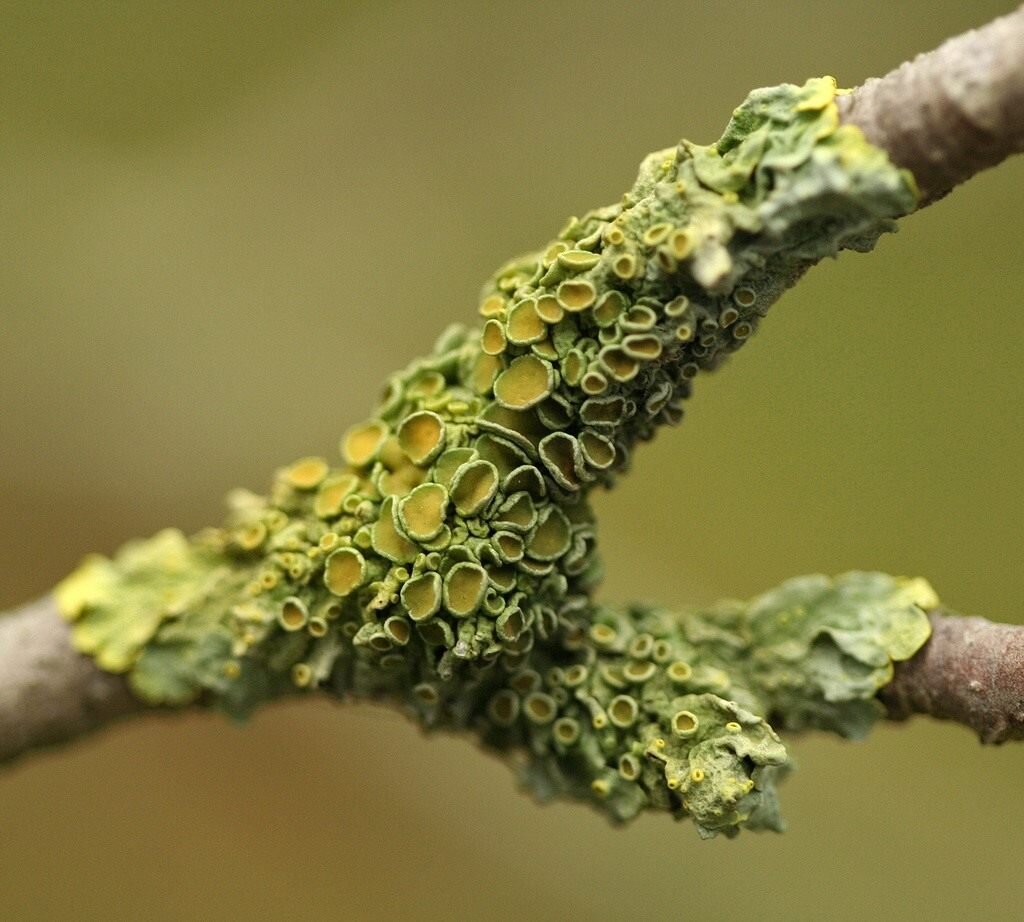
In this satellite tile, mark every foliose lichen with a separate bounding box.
[56,77,931,836]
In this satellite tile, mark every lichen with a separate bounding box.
[55,77,930,836]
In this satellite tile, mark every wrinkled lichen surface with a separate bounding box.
[56,78,931,837]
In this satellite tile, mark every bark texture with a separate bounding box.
[0,596,141,765]
[881,610,1024,743]
[837,5,1024,205]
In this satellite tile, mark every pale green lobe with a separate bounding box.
[55,529,229,674]
[741,572,935,737]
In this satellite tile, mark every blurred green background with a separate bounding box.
[2,2,1022,919]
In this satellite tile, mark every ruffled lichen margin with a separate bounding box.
[55,78,933,837]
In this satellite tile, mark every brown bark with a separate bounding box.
[837,5,1024,205]
[881,611,1024,743]
[0,596,142,765]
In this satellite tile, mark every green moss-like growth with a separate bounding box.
[55,78,930,836]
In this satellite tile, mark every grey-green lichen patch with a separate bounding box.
[742,572,936,737]
[498,571,931,837]
[55,78,926,835]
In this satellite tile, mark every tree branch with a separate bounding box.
[836,5,1024,205]
[4,597,1023,767]
[2,10,1023,786]
[881,611,1024,743]
[0,596,141,765]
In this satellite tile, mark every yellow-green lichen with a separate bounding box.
[55,78,927,837]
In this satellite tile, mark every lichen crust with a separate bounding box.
[55,77,926,836]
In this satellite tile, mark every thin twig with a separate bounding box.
[881,611,1024,743]
[837,5,1024,205]
[0,596,140,765]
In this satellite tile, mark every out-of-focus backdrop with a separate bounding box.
[2,2,1022,919]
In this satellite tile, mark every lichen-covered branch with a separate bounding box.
[837,5,1024,205]
[881,611,1024,744]
[3,8,1023,835]
[0,596,140,765]
[35,570,941,838]
[43,79,929,838]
